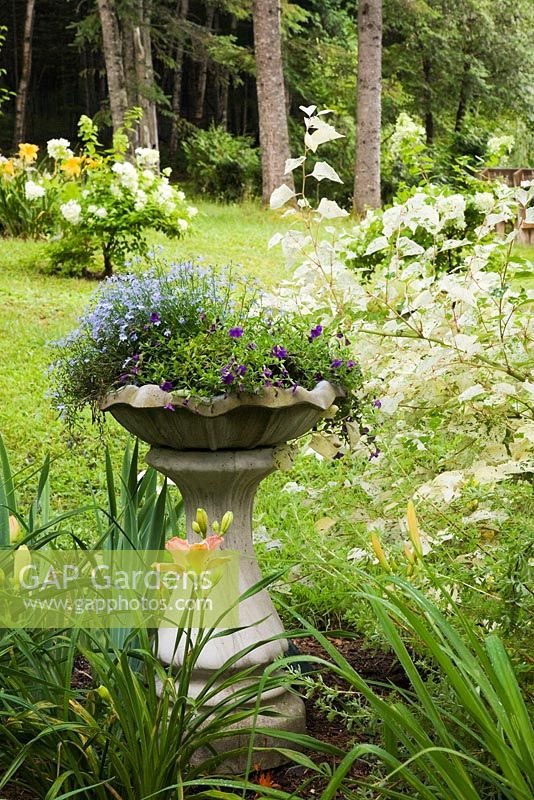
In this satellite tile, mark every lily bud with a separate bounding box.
[212,520,220,533]
[191,521,202,535]
[195,508,209,536]
[9,516,21,544]
[371,533,391,573]
[406,500,423,558]
[220,511,234,534]
[14,545,32,588]
[96,685,112,704]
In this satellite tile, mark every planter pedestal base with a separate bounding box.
[146,446,306,771]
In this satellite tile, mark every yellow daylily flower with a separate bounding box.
[61,156,84,177]
[0,159,15,177]
[18,143,39,162]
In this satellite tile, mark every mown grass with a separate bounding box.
[0,199,291,519]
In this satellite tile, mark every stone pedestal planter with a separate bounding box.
[101,381,340,770]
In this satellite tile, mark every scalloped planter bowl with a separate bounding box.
[100,380,340,451]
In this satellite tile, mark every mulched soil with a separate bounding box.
[1,637,405,799]
[248,635,407,797]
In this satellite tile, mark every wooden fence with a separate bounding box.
[480,167,534,245]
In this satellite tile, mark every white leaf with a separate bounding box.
[365,236,389,256]
[310,161,343,183]
[440,238,470,251]
[457,384,485,402]
[525,206,534,224]
[347,547,369,563]
[284,156,306,174]
[268,232,284,249]
[453,334,482,355]
[309,432,342,459]
[304,122,344,152]
[299,104,317,116]
[269,183,295,210]
[397,237,425,257]
[316,198,349,219]
[316,108,334,116]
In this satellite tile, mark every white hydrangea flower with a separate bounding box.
[177,218,188,231]
[153,180,174,206]
[24,180,45,200]
[187,205,198,217]
[94,207,107,218]
[60,199,82,225]
[142,169,156,186]
[473,192,495,214]
[47,138,73,160]
[134,189,148,211]
[111,161,138,191]
[135,147,160,169]
[176,190,185,201]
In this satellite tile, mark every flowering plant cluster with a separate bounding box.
[0,116,195,276]
[0,142,59,237]
[267,105,534,521]
[49,261,361,429]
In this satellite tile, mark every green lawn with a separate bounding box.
[0,200,291,518]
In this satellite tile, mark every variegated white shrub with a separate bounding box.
[268,106,534,511]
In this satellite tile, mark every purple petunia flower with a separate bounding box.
[373,399,382,408]
[308,324,323,341]
[164,402,175,411]
[150,312,161,324]
[262,367,273,379]
[271,345,287,359]
[229,327,244,338]
[236,364,247,376]
[160,380,173,392]
[221,367,234,385]
[369,448,381,460]
[346,360,356,369]
[131,366,140,375]
[132,354,140,362]
[331,359,343,368]
[246,342,257,350]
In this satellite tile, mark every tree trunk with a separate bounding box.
[353,0,382,214]
[422,55,434,144]
[96,0,129,135]
[193,4,215,126]
[215,13,234,129]
[132,0,158,149]
[13,0,36,147]
[455,60,470,132]
[253,0,293,205]
[169,0,189,157]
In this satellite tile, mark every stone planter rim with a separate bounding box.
[99,379,342,416]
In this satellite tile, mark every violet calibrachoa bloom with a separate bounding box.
[271,345,287,360]
[50,261,362,433]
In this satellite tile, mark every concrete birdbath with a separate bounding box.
[101,380,340,770]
